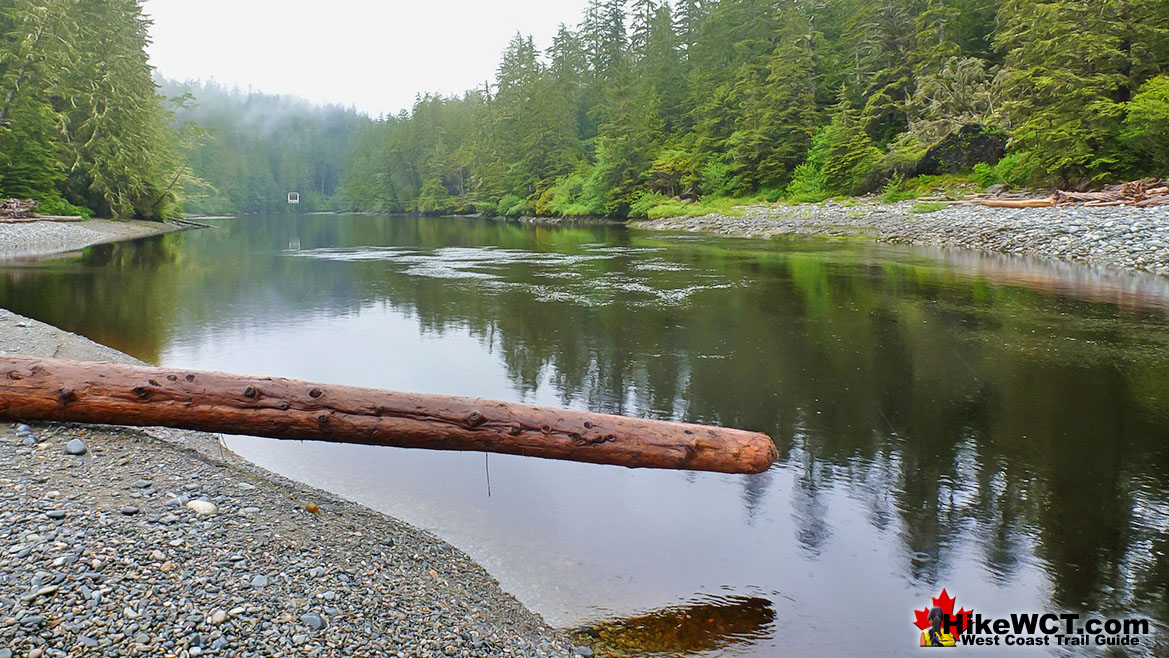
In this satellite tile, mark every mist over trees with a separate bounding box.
[0,0,181,218]
[340,0,1169,218]
[2,0,1168,219]
[157,79,368,214]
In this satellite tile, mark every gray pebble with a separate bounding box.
[132,479,152,488]
[120,505,139,515]
[250,574,269,587]
[575,646,594,658]
[22,435,37,447]
[64,438,87,455]
[301,612,325,630]
[0,648,11,658]
[46,510,66,520]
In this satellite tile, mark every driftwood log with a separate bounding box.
[0,355,777,474]
[972,180,1169,209]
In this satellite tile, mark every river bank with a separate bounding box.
[631,199,1169,275]
[0,309,585,658]
[0,219,192,259]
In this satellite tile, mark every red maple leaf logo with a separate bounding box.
[914,588,972,637]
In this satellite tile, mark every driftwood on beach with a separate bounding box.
[931,180,1169,209]
[0,198,37,220]
[0,355,778,474]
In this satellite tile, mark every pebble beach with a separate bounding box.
[0,310,584,658]
[632,200,1169,275]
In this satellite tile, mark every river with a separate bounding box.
[2,214,1168,656]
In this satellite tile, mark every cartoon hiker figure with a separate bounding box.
[920,606,957,647]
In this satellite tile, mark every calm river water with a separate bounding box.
[3,214,1169,656]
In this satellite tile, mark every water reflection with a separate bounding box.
[574,595,775,656]
[2,214,1168,655]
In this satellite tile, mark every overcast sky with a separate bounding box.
[143,0,592,117]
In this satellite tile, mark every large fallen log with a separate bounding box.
[0,355,777,474]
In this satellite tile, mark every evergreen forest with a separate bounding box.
[2,0,1169,219]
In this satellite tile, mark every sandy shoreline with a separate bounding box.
[0,219,192,260]
[0,309,584,657]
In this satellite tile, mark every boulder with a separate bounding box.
[915,124,1006,176]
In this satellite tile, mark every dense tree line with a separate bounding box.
[0,0,181,218]
[157,80,368,214]
[3,0,1168,219]
[341,0,1169,218]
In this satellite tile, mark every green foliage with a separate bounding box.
[644,195,751,219]
[881,172,908,202]
[909,201,949,213]
[0,99,61,200]
[785,162,830,203]
[972,162,998,188]
[416,177,454,214]
[36,195,93,218]
[496,193,531,217]
[646,150,694,197]
[989,152,1042,187]
[628,190,671,218]
[0,0,183,218]
[1123,75,1169,173]
[334,0,1169,217]
[993,0,1169,184]
[699,157,741,197]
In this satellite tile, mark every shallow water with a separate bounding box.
[3,214,1169,656]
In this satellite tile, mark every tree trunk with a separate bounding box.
[0,355,777,474]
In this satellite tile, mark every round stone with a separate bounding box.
[120,506,139,515]
[64,438,88,455]
[300,613,325,630]
[186,500,217,515]
[46,510,66,520]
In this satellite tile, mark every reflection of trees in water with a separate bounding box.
[3,215,1169,631]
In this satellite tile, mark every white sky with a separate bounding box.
[143,0,592,117]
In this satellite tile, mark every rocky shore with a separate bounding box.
[0,219,189,259]
[632,200,1169,275]
[0,310,585,658]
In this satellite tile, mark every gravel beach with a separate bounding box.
[0,309,584,658]
[632,200,1169,275]
[0,219,188,259]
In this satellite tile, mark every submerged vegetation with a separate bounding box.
[1,0,1168,218]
